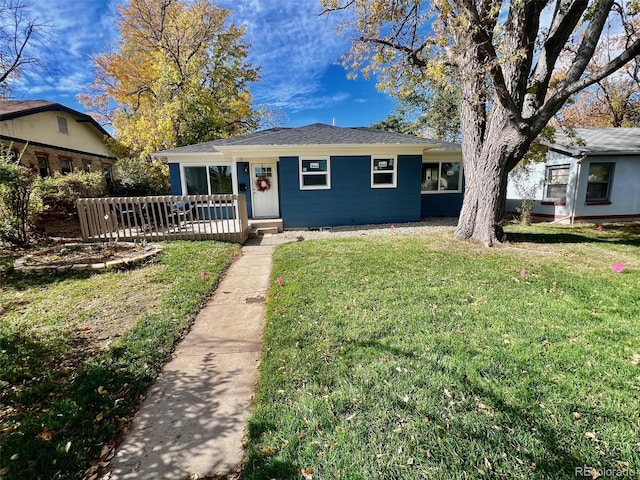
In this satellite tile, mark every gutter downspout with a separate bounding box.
[570,154,587,225]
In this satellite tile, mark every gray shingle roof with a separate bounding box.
[551,128,640,156]
[155,123,440,155]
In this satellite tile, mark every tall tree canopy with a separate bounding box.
[79,0,260,157]
[322,0,640,245]
[556,26,640,127]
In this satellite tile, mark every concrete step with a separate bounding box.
[250,226,280,237]
[248,219,283,237]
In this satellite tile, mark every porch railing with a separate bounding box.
[76,194,249,243]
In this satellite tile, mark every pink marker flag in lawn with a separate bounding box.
[520,268,526,279]
[597,225,604,232]
[277,276,284,287]
[612,262,624,274]
[200,271,207,281]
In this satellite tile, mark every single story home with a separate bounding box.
[507,128,640,223]
[153,123,463,229]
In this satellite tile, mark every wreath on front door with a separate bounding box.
[256,177,271,192]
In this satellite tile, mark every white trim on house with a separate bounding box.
[299,156,331,190]
[371,155,398,188]
[179,161,234,196]
[420,157,463,194]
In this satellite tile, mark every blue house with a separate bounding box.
[507,128,640,223]
[153,123,463,229]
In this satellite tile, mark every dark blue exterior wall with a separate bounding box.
[279,155,423,228]
[236,162,253,219]
[420,193,464,217]
[169,163,182,195]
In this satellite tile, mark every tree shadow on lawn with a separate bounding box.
[0,327,117,479]
[506,230,640,247]
[341,339,589,478]
[460,375,587,478]
[1,268,95,291]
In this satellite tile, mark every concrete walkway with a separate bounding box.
[107,240,277,479]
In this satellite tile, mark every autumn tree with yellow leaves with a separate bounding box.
[322,0,640,246]
[79,0,260,157]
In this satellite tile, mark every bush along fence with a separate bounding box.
[76,194,249,243]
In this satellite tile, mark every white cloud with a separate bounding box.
[8,0,121,105]
[10,0,356,119]
[218,0,353,112]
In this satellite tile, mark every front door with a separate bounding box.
[251,161,279,218]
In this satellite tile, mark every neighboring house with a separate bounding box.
[0,99,117,181]
[507,128,640,223]
[153,123,464,229]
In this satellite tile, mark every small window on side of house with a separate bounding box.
[586,162,614,203]
[37,154,50,178]
[60,158,72,175]
[83,161,92,173]
[300,157,330,190]
[103,165,113,184]
[371,157,397,188]
[544,165,570,201]
[57,115,69,134]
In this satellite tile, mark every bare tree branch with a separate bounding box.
[0,0,48,93]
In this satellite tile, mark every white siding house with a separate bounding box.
[507,128,640,223]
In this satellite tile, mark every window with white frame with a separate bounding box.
[371,156,397,188]
[300,157,330,189]
[544,165,570,201]
[183,165,233,195]
[421,161,461,193]
[586,163,614,202]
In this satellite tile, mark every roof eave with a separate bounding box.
[2,102,112,139]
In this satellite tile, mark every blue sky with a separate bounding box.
[11,0,396,129]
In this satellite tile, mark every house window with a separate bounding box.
[421,161,461,193]
[300,157,330,190]
[103,165,113,185]
[57,115,69,134]
[372,157,397,188]
[60,157,72,175]
[36,154,50,178]
[82,161,92,173]
[586,163,614,203]
[544,165,570,201]
[184,165,233,195]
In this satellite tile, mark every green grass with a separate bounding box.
[245,223,640,479]
[0,241,239,480]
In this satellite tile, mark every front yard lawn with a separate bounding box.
[0,241,239,480]
[245,223,640,479]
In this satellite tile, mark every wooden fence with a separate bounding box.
[76,194,249,243]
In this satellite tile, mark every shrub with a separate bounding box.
[108,157,170,196]
[39,171,107,216]
[0,145,40,246]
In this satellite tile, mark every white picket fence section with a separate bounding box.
[76,195,249,243]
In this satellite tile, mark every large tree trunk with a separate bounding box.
[453,78,527,246]
[454,143,511,246]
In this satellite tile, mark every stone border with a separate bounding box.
[14,242,163,273]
